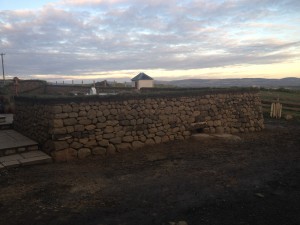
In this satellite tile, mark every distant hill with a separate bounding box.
[156,77,300,88]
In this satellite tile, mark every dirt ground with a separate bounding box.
[0,118,299,225]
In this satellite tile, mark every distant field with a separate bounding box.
[259,88,300,120]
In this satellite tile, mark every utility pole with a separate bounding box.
[1,53,5,86]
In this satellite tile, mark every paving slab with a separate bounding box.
[0,154,24,163]
[2,160,20,168]
[21,151,47,159]
[0,129,37,150]
[19,155,52,166]
[0,151,52,169]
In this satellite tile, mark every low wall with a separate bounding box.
[14,90,264,161]
[45,85,135,95]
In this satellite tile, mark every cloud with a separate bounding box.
[0,0,300,79]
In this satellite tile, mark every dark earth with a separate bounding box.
[0,118,299,225]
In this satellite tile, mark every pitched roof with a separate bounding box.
[131,72,153,81]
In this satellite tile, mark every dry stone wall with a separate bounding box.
[14,91,264,161]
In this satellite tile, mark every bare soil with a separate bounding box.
[1,119,300,225]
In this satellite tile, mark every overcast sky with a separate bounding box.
[0,0,300,82]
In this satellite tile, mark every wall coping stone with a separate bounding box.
[14,88,259,105]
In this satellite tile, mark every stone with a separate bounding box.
[84,139,97,147]
[52,119,63,128]
[66,126,75,133]
[215,126,224,134]
[109,137,122,144]
[98,139,109,147]
[62,105,73,113]
[209,127,216,133]
[156,131,165,136]
[249,127,255,132]
[64,118,77,126]
[207,120,214,126]
[52,127,67,135]
[27,145,39,151]
[183,131,191,136]
[53,141,69,151]
[106,144,116,154]
[214,120,222,127]
[145,139,155,145]
[87,109,97,119]
[79,110,87,116]
[161,136,170,142]
[51,148,78,162]
[78,138,89,144]
[98,116,106,123]
[116,143,132,151]
[54,113,69,119]
[4,149,16,155]
[1,160,20,168]
[68,112,78,118]
[52,105,62,113]
[192,133,214,140]
[285,114,293,120]
[177,221,188,225]
[85,124,96,131]
[139,136,146,142]
[103,133,115,139]
[144,118,152,124]
[70,142,83,149]
[154,136,162,144]
[104,126,114,133]
[19,155,52,166]
[213,134,242,142]
[97,123,106,128]
[116,130,125,137]
[123,136,134,142]
[231,128,239,133]
[0,154,23,163]
[132,141,144,149]
[78,148,91,159]
[92,147,106,155]
[74,124,85,132]
[79,119,92,125]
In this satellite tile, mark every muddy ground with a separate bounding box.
[0,118,299,225]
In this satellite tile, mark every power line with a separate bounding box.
[1,53,5,86]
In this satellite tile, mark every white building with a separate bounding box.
[131,72,154,90]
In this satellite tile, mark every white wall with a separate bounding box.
[132,80,153,89]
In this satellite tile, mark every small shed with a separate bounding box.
[131,72,154,90]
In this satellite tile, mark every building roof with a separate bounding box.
[131,72,153,81]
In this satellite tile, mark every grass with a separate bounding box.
[259,88,300,121]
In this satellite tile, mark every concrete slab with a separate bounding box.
[21,151,48,159]
[19,155,52,166]
[0,129,37,150]
[213,134,242,141]
[2,160,20,168]
[0,151,53,169]
[0,154,23,163]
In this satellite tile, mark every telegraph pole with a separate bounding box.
[0,53,5,86]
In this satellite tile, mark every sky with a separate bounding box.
[0,0,300,82]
